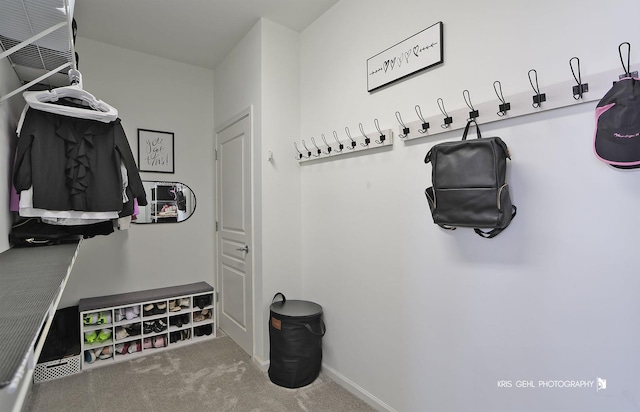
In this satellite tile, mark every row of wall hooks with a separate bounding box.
[393,43,635,141]
[295,43,634,163]
[294,120,393,162]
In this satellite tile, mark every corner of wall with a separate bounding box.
[0,59,25,253]
[258,18,303,362]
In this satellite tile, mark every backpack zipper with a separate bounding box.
[497,184,508,209]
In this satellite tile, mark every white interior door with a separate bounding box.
[216,111,253,356]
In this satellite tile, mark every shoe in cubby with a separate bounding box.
[193,294,212,309]
[115,342,130,355]
[143,303,155,317]
[194,324,213,337]
[152,334,167,348]
[83,310,111,325]
[143,301,167,317]
[95,328,112,343]
[155,301,167,315]
[83,312,98,325]
[153,319,167,333]
[99,311,111,324]
[143,337,153,349]
[169,315,183,328]
[168,300,181,312]
[115,339,141,356]
[84,348,98,364]
[126,323,142,337]
[128,340,142,354]
[193,309,211,323]
[115,326,129,341]
[98,346,112,360]
[114,308,126,322]
[125,305,140,320]
[193,310,204,323]
[179,298,190,309]
[84,330,98,344]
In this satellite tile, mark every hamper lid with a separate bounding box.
[270,299,322,318]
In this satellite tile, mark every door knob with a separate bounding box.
[236,245,249,253]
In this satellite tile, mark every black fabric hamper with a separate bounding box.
[268,293,326,388]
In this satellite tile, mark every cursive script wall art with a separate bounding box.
[138,129,175,173]
[367,22,443,92]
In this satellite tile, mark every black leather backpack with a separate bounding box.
[424,120,517,238]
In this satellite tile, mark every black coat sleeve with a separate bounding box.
[12,111,35,193]
[113,120,148,207]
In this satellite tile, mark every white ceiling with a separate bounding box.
[73,0,339,70]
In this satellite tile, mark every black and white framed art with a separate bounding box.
[137,128,175,173]
[367,22,443,92]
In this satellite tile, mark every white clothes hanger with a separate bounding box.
[22,69,118,123]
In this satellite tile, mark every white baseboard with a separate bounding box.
[321,364,397,412]
[252,354,269,372]
[253,356,395,411]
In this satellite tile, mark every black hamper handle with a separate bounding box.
[304,319,326,337]
[272,292,286,304]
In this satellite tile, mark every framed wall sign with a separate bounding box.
[137,129,175,173]
[367,21,443,92]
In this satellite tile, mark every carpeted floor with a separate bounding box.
[24,334,375,412]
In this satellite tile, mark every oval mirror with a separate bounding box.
[134,181,196,224]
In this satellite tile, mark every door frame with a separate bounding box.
[214,106,255,357]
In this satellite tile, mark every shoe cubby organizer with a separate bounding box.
[79,282,215,370]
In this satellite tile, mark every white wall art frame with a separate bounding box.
[367,21,443,92]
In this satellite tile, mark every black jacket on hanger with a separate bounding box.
[13,107,147,213]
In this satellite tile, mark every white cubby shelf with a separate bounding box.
[79,282,215,371]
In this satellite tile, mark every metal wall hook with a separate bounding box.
[344,127,356,150]
[293,142,305,160]
[569,56,588,100]
[332,131,344,153]
[437,97,453,128]
[493,81,511,116]
[358,123,371,147]
[619,42,633,78]
[310,136,322,157]
[373,118,386,144]
[301,140,313,158]
[463,89,479,120]
[415,105,430,133]
[395,111,409,138]
[320,133,332,155]
[528,69,546,108]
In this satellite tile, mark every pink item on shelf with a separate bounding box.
[153,335,165,348]
[9,184,19,211]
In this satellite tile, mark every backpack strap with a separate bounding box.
[424,148,432,163]
[473,205,517,238]
[461,119,482,140]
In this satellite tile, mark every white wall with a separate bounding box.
[214,19,302,362]
[58,38,215,307]
[260,19,303,361]
[299,0,640,411]
[0,58,23,253]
